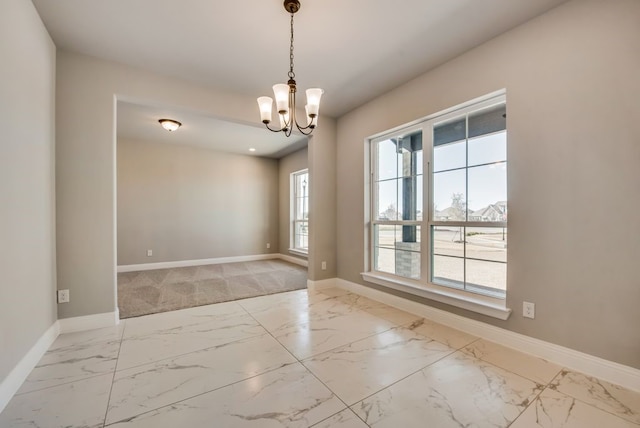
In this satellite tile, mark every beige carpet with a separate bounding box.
[117,259,307,318]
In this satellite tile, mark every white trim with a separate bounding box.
[0,322,60,413]
[287,248,309,259]
[335,278,640,393]
[117,254,279,272]
[367,90,507,141]
[279,253,308,267]
[307,278,337,291]
[57,311,119,334]
[362,272,511,320]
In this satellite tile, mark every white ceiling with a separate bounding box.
[33,0,568,157]
[117,101,307,158]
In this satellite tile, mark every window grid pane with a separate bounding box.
[292,170,309,252]
[429,102,506,298]
[373,224,421,280]
[372,131,422,280]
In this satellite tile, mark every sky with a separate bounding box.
[376,131,506,217]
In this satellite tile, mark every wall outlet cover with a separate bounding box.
[57,289,70,304]
[523,301,535,319]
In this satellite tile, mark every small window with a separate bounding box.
[431,103,507,298]
[372,129,423,280]
[291,169,309,254]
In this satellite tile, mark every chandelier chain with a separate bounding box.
[288,12,295,79]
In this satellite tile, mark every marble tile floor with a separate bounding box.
[2,287,639,427]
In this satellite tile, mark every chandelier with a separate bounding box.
[257,0,323,137]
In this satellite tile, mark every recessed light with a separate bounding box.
[158,119,182,132]
[249,148,256,152]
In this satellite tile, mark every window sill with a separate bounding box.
[361,272,512,320]
[288,248,308,258]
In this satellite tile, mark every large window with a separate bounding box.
[369,94,507,303]
[291,169,309,254]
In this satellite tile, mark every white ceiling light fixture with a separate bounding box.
[158,119,182,132]
[257,0,323,137]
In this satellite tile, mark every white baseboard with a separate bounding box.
[57,311,119,334]
[334,278,640,393]
[1,311,120,412]
[278,254,308,267]
[0,322,60,413]
[307,278,337,291]
[116,253,297,273]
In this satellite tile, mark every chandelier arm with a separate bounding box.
[263,122,286,133]
[264,121,294,137]
[294,121,315,131]
[294,124,315,136]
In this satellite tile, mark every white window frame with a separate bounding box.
[290,169,309,256]
[370,123,424,281]
[363,91,511,320]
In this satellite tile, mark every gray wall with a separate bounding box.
[0,0,57,381]
[308,126,337,280]
[117,138,279,265]
[336,0,640,368]
[278,147,309,258]
[55,50,337,319]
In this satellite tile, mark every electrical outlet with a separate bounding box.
[147,249,153,257]
[321,261,327,270]
[523,301,535,319]
[266,243,271,249]
[57,289,70,304]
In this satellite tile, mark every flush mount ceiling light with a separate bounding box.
[158,119,182,132]
[257,0,323,137]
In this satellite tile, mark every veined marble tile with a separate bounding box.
[239,288,311,312]
[107,363,346,427]
[52,322,125,348]
[122,299,246,337]
[118,302,266,370]
[311,409,369,428]
[358,304,421,327]
[273,309,396,360]
[405,317,478,349]
[240,289,361,334]
[321,290,421,327]
[0,373,113,428]
[353,351,543,428]
[304,326,454,405]
[17,324,124,394]
[106,334,296,424]
[511,388,638,428]
[462,339,562,384]
[238,287,347,315]
[549,370,640,425]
